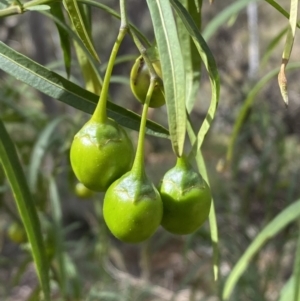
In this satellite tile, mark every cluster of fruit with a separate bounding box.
[70,55,211,243]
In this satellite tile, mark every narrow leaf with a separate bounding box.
[0,119,50,301]
[146,0,187,156]
[293,225,300,301]
[223,199,300,300]
[78,0,150,47]
[279,277,300,301]
[41,10,100,83]
[28,116,70,194]
[278,0,298,106]
[50,3,72,77]
[261,26,288,67]
[62,0,99,62]
[186,118,219,281]
[265,0,300,28]
[226,62,300,167]
[74,3,102,94]
[49,177,82,298]
[0,42,169,139]
[171,0,220,150]
[26,5,50,11]
[203,0,259,41]
[175,0,202,112]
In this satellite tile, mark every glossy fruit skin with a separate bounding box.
[75,182,95,199]
[130,56,165,108]
[103,172,163,243]
[70,118,134,192]
[159,157,211,235]
[7,222,27,244]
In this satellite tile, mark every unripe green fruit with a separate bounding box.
[130,56,165,108]
[103,172,163,243]
[75,182,95,199]
[7,222,27,244]
[159,156,211,235]
[70,118,134,192]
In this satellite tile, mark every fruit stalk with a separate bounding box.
[91,0,128,123]
[131,79,156,179]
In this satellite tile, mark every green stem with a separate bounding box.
[131,79,156,178]
[129,28,161,84]
[91,0,128,123]
[0,5,22,17]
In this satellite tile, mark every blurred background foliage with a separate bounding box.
[0,0,300,300]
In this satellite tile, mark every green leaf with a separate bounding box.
[186,118,219,281]
[0,119,50,301]
[62,0,99,62]
[223,199,300,300]
[73,3,102,94]
[50,3,72,78]
[0,41,169,139]
[261,26,288,67]
[278,0,298,106]
[49,176,82,299]
[203,0,259,41]
[28,116,70,194]
[26,5,50,11]
[41,10,100,84]
[77,0,150,47]
[226,62,300,166]
[171,0,220,150]
[265,0,300,28]
[293,226,300,301]
[279,277,300,301]
[175,0,202,113]
[146,0,187,157]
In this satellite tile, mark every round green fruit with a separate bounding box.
[103,172,163,243]
[159,156,211,235]
[130,56,165,108]
[7,222,27,244]
[75,182,95,199]
[70,118,134,192]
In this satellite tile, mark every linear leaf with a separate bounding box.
[226,62,300,166]
[176,0,202,113]
[261,26,288,67]
[279,276,300,301]
[50,3,72,77]
[203,0,259,41]
[278,0,298,106]
[293,226,300,301]
[77,0,150,47]
[49,176,82,298]
[28,116,70,194]
[186,118,219,281]
[223,199,300,300]
[62,0,99,62]
[146,0,186,157]
[171,0,220,150]
[265,0,300,28]
[0,119,50,301]
[73,3,102,94]
[26,5,50,11]
[41,10,101,86]
[0,42,169,139]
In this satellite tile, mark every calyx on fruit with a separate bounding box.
[159,156,211,235]
[70,118,134,192]
[103,79,163,243]
[130,55,165,108]
[103,171,163,243]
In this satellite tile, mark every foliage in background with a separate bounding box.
[0,0,299,300]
